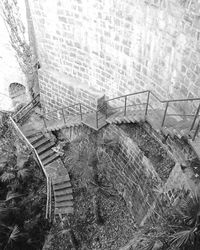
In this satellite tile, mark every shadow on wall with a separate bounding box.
[9,82,28,109]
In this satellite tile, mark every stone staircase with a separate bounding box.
[40,98,200,158]
[13,90,200,218]
[107,109,196,138]
[52,176,73,215]
[24,131,74,216]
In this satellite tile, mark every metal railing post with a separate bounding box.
[105,103,108,119]
[96,111,98,128]
[80,103,83,120]
[192,120,200,141]
[145,91,150,116]
[124,96,127,116]
[190,102,200,131]
[161,102,169,127]
[62,108,66,124]
[43,116,47,130]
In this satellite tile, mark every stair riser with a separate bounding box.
[37,142,55,155]
[43,154,59,166]
[55,207,74,215]
[55,201,73,207]
[29,135,44,144]
[54,189,73,195]
[55,195,73,202]
[34,139,50,149]
[40,150,55,161]
[53,183,71,190]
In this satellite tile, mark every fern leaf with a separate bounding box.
[0,172,15,183]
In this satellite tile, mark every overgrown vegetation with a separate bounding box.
[46,130,136,249]
[0,118,50,249]
[137,189,200,250]
[55,126,200,250]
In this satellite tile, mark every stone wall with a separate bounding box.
[100,123,198,225]
[29,0,200,112]
[101,124,163,225]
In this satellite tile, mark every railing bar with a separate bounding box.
[17,102,39,122]
[105,90,149,102]
[46,177,50,219]
[190,102,200,131]
[105,90,200,104]
[80,104,83,120]
[192,120,200,141]
[13,94,40,119]
[62,108,66,124]
[9,117,48,178]
[163,97,200,103]
[108,103,147,111]
[49,178,52,222]
[145,91,150,116]
[165,114,200,117]
[96,112,98,128]
[161,102,169,127]
[124,96,127,116]
[149,91,162,102]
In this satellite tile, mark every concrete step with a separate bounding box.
[54,188,73,195]
[55,194,73,202]
[52,175,70,184]
[123,117,131,123]
[55,207,74,215]
[53,182,71,190]
[42,153,60,166]
[28,133,44,144]
[55,200,73,208]
[37,141,55,155]
[39,149,55,161]
[33,137,50,149]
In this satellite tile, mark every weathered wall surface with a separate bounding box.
[101,124,163,225]
[29,0,200,111]
[0,0,32,111]
[0,10,26,110]
[100,123,197,225]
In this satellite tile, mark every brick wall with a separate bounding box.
[29,0,200,112]
[101,124,163,225]
[100,123,197,225]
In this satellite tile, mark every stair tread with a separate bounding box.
[42,153,60,166]
[55,207,74,215]
[37,141,55,154]
[123,117,130,123]
[55,200,73,207]
[33,137,50,148]
[54,188,73,195]
[53,182,71,190]
[128,117,136,123]
[39,149,55,160]
[52,175,70,184]
[55,194,73,202]
[28,133,44,143]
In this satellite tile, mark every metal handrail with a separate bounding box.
[9,116,50,219]
[105,90,200,104]
[13,94,40,122]
[104,90,150,103]
[40,89,200,140]
[102,90,200,140]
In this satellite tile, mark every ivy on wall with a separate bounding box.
[0,0,38,96]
